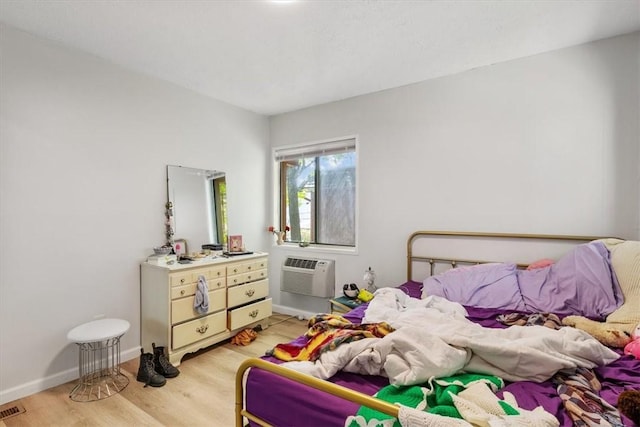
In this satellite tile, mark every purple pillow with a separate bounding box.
[422,263,526,311]
[517,241,622,319]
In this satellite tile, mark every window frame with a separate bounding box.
[273,136,358,250]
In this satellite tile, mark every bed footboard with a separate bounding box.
[235,358,398,427]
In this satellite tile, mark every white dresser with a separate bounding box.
[140,252,271,365]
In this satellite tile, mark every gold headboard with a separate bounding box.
[407,231,609,281]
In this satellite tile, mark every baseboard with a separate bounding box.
[0,346,141,406]
[272,304,315,320]
[0,309,317,406]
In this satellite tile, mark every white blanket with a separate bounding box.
[282,288,619,385]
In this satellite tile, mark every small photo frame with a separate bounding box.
[173,239,187,256]
[228,235,243,252]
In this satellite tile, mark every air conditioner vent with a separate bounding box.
[281,257,335,297]
[284,258,318,270]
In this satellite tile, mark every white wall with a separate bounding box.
[0,26,271,404]
[269,32,640,315]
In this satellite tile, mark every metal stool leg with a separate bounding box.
[69,335,129,402]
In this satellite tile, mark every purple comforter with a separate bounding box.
[246,281,640,427]
[422,241,623,319]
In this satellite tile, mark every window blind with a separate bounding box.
[274,138,356,162]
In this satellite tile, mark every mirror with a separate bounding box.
[167,165,227,253]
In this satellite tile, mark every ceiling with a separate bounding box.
[1,1,639,116]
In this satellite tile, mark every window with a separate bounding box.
[275,138,357,247]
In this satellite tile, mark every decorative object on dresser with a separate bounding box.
[165,201,174,247]
[147,253,177,266]
[140,252,271,365]
[153,246,172,256]
[202,243,224,256]
[173,239,187,257]
[228,235,243,252]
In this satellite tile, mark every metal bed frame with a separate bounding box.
[406,230,604,279]
[235,231,606,427]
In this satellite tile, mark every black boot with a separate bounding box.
[136,348,166,387]
[152,343,180,378]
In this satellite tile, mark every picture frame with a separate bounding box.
[228,235,243,252]
[173,239,187,256]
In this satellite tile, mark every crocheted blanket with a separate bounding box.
[346,373,561,427]
[345,373,505,427]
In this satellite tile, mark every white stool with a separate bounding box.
[67,318,130,402]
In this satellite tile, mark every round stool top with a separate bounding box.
[67,318,130,343]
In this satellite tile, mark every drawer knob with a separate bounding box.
[247,266,252,270]
[249,310,259,318]
[245,289,255,297]
[247,275,252,280]
[180,290,186,296]
[233,268,238,273]
[180,278,185,284]
[196,324,209,334]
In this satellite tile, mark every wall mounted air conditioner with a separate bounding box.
[281,257,335,298]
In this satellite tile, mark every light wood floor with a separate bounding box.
[0,314,307,427]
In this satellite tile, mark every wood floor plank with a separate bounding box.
[2,315,308,426]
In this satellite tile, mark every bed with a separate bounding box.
[235,231,640,427]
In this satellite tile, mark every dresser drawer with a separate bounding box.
[171,288,226,324]
[172,311,227,349]
[249,268,268,282]
[171,283,196,299]
[170,272,194,287]
[243,260,266,274]
[252,258,268,271]
[207,276,226,289]
[227,263,245,276]
[206,266,226,281]
[228,298,272,330]
[227,279,269,308]
[228,269,266,286]
[171,276,225,299]
[227,272,246,287]
[228,260,266,275]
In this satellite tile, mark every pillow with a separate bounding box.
[526,259,555,270]
[422,263,526,311]
[518,241,622,319]
[601,239,640,326]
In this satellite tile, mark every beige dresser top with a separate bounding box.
[142,251,268,271]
